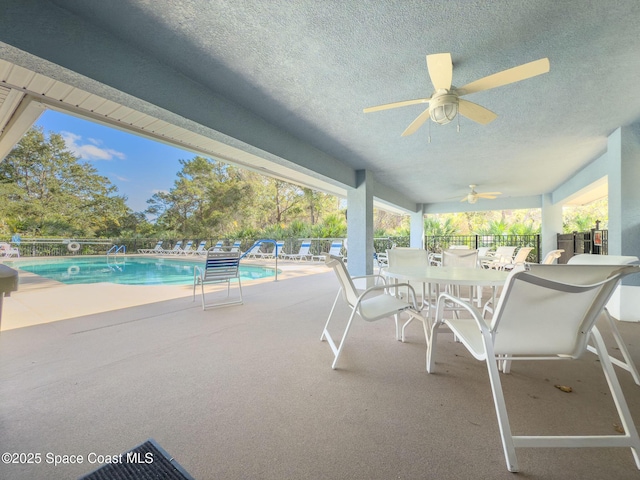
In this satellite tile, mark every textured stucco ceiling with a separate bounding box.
[4,0,640,209]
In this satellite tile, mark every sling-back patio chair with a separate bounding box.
[322,255,428,370]
[427,263,640,472]
[567,254,640,385]
[193,250,243,310]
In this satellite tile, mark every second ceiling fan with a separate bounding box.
[364,53,550,136]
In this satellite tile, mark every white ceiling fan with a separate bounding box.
[363,53,550,136]
[461,185,502,204]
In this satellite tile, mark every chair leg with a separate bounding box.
[321,290,342,341]
[591,327,640,468]
[602,309,640,385]
[482,333,519,472]
[330,310,359,369]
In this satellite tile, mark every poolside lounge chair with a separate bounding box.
[193,250,243,310]
[211,240,224,252]
[282,240,313,261]
[163,240,183,255]
[192,241,208,256]
[228,240,242,252]
[178,240,194,255]
[137,240,163,254]
[243,242,264,259]
[313,240,344,262]
[428,264,640,472]
[0,242,20,257]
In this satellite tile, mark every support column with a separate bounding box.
[541,193,563,258]
[346,170,374,276]
[409,207,425,249]
[605,126,640,321]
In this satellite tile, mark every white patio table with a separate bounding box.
[384,265,509,320]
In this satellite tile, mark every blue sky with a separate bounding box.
[34,110,195,213]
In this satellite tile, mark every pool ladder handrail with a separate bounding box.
[107,245,126,256]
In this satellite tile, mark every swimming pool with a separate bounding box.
[6,256,278,286]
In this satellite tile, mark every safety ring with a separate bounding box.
[67,241,81,252]
[67,265,80,275]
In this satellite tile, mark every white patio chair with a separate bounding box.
[541,249,564,264]
[427,264,640,473]
[282,240,313,261]
[193,250,243,310]
[442,249,480,306]
[243,242,264,259]
[567,254,640,385]
[322,255,428,370]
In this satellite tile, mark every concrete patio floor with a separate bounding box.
[1,260,640,479]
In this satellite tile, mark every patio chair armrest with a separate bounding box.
[435,292,487,331]
[351,273,388,285]
[357,282,418,310]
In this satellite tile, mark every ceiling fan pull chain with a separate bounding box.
[428,119,432,143]
[457,114,460,133]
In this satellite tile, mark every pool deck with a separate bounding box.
[2,256,640,479]
[1,257,326,331]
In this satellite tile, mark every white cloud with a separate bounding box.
[61,131,126,161]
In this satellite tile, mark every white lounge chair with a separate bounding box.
[137,240,163,254]
[322,255,428,370]
[282,240,313,261]
[192,241,208,256]
[313,240,344,262]
[211,240,224,252]
[489,246,534,270]
[178,240,194,255]
[193,250,243,310]
[243,242,264,259]
[428,264,640,472]
[228,240,242,252]
[163,240,183,255]
[482,246,517,269]
[0,242,20,257]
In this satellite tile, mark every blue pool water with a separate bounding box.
[7,256,277,286]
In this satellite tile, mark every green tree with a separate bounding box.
[0,127,132,237]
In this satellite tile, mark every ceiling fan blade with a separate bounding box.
[456,58,550,96]
[401,107,431,136]
[476,195,498,199]
[477,192,502,196]
[460,196,470,202]
[458,99,498,125]
[363,98,431,113]
[426,53,453,91]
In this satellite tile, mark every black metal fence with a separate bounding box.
[6,233,610,264]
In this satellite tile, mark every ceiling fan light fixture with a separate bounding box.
[467,194,478,204]
[429,93,459,125]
